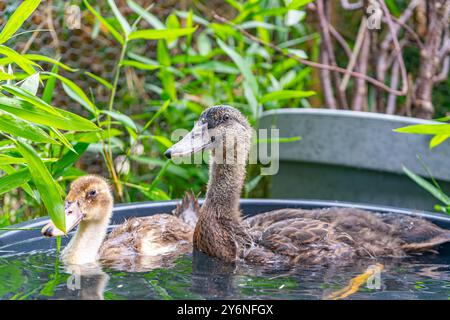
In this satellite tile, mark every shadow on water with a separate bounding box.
[191,250,237,299]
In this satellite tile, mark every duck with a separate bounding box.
[164,105,450,265]
[41,175,199,270]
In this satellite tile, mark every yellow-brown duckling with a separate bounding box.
[41,175,198,270]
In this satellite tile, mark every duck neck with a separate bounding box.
[62,214,111,265]
[203,151,247,221]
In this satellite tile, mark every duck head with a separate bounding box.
[165,105,252,160]
[41,175,113,237]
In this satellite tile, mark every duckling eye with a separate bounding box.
[87,190,97,198]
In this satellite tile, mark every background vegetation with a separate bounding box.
[0,0,448,228]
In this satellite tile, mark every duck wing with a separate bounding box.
[99,214,193,270]
[244,208,450,263]
[172,190,199,228]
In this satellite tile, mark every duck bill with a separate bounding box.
[165,122,212,158]
[41,201,84,237]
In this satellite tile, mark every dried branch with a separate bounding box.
[316,0,348,109]
[433,56,449,83]
[329,24,352,60]
[212,13,408,96]
[352,33,370,111]
[386,60,400,114]
[319,46,337,109]
[379,0,409,96]
[340,17,367,92]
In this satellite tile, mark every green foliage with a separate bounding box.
[0,0,317,227]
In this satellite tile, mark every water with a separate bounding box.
[1,248,449,300]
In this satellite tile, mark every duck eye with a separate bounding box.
[87,190,97,198]
[223,114,230,121]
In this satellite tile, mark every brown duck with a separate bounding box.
[41,175,199,270]
[165,105,450,265]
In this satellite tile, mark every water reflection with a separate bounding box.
[0,249,449,300]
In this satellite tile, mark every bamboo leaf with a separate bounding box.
[259,90,316,103]
[430,135,450,149]
[120,60,160,71]
[0,109,58,143]
[52,142,89,179]
[19,72,40,95]
[287,0,314,10]
[128,27,197,40]
[394,124,450,135]
[100,110,137,132]
[0,71,15,80]
[217,39,259,95]
[84,71,112,90]
[24,54,78,72]
[15,140,65,231]
[0,96,100,131]
[42,71,97,114]
[107,0,131,36]
[127,0,165,29]
[0,45,37,75]
[83,0,124,45]
[0,168,31,196]
[143,100,170,131]
[403,166,450,206]
[0,0,42,44]
[2,84,62,117]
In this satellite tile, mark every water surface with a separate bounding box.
[0,248,449,300]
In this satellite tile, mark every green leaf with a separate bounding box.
[287,0,314,10]
[403,166,450,206]
[217,39,259,95]
[0,71,15,80]
[157,40,176,100]
[0,168,31,196]
[128,27,197,40]
[24,54,78,72]
[42,71,97,114]
[245,175,263,195]
[150,135,172,148]
[15,139,65,231]
[127,0,165,29]
[394,124,450,135]
[107,0,131,36]
[83,0,124,45]
[2,84,62,117]
[0,109,58,143]
[0,0,41,44]
[0,45,37,75]
[19,72,40,95]
[84,71,113,90]
[0,96,99,131]
[120,60,160,71]
[143,99,170,131]
[42,64,59,104]
[259,90,316,103]
[52,142,89,179]
[430,135,450,149]
[100,110,137,132]
[49,127,76,153]
[0,164,35,200]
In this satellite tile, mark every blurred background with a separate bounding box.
[0,0,448,227]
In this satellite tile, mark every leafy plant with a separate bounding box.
[395,121,450,214]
